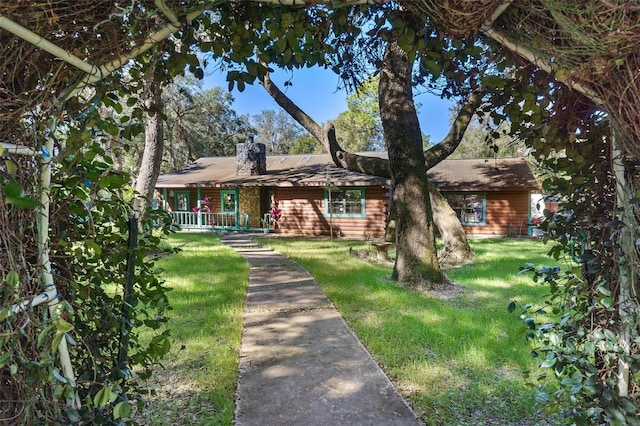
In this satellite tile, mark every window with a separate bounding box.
[174,191,190,211]
[221,190,237,212]
[325,188,365,217]
[445,193,486,225]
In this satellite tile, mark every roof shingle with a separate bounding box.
[156,153,539,191]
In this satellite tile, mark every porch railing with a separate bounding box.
[170,211,249,230]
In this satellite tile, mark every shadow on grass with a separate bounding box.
[260,237,563,426]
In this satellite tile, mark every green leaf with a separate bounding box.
[603,328,617,342]
[422,59,441,76]
[548,332,561,346]
[54,318,74,333]
[599,297,614,309]
[105,123,120,137]
[2,180,23,198]
[534,392,550,404]
[2,181,38,209]
[246,61,258,76]
[274,38,287,54]
[9,364,18,375]
[113,401,132,420]
[5,159,17,175]
[94,386,113,408]
[620,397,638,414]
[0,308,9,322]
[0,351,11,368]
[605,405,626,422]
[37,324,55,347]
[65,409,81,423]
[482,75,505,89]
[85,240,102,258]
[583,341,595,356]
[540,354,556,368]
[8,195,40,209]
[52,332,64,352]
[283,49,292,64]
[6,270,19,287]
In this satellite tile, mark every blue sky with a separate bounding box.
[203,65,455,143]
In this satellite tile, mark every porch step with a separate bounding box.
[233,244,262,249]
[221,234,261,250]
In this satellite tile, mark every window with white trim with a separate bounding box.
[221,190,237,213]
[445,193,486,225]
[174,191,190,211]
[325,188,365,217]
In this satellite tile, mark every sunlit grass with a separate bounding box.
[137,234,565,425]
[258,237,565,425]
[134,233,248,426]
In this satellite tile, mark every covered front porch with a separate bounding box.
[170,210,275,233]
[156,185,276,233]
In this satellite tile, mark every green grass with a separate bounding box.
[134,233,248,426]
[257,237,565,426]
[137,234,565,425]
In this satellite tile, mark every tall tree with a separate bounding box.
[133,66,164,222]
[379,40,442,284]
[162,77,200,171]
[289,133,322,154]
[252,109,304,154]
[333,79,384,152]
[184,87,254,161]
[162,83,254,170]
[262,63,481,285]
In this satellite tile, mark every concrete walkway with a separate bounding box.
[222,234,422,426]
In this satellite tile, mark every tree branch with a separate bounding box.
[323,122,391,176]
[261,70,481,178]
[262,72,324,141]
[262,72,391,176]
[482,27,603,104]
[423,87,484,168]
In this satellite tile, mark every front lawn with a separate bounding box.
[134,233,248,425]
[138,234,563,425]
[258,237,564,425]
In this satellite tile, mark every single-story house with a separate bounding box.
[154,143,540,237]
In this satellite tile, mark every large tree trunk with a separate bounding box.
[380,41,443,286]
[427,181,475,265]
[133,78,164,221]
[385,182,475,266]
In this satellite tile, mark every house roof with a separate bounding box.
[155,152,539,191]
[427,157,540,191]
